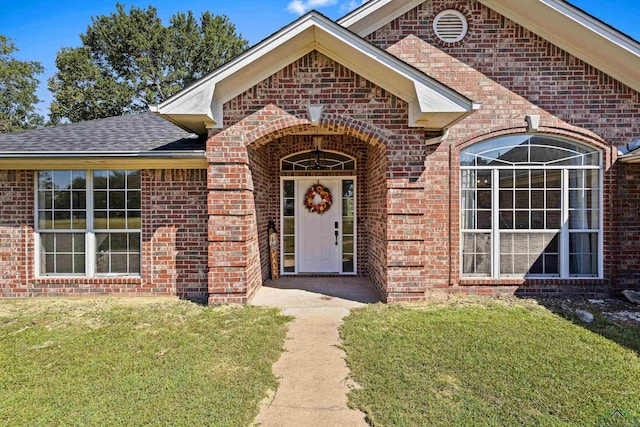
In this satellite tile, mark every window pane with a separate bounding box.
[94,211,108,230]
[109,191,125,209]
[515,170,529,188]
[96,233,109,252]
[57,234,72,252]
[72,171,86,189]
[531,191,544,209]
[72,212,86,230]
[530,170,545,188]
[499,211,513,229]
[129,254,141,274]
[283,181,294,198]
[546,191,561,209]
[109,171,126,189]
[128,234,141,252]
[343,199,355,217]
[499,190,513,209]
[477,191,491,209]
[283,255,295,273]
[462,210,475,229]
[342,180,354,198]
[515,191,529,209]
[127,191,141,210]
[477,170,491,188]
[499,170,513,188]
[546,170,561,188]
[109,211,125,229]
[54,170,72,189]
[72,191,86,210]
[284,236,295,253]
[54,192,70,209]
[39,191,52,209]
[56,254,73,274]
[39,211,52,229]
[531,211,544,229]
[127,171,141,189]
[343,218,354,235]
[477,211,492,229]
[38,171,53,189]
[284,218,295,235]
[96,253,109,273]
[127,211,141,229]
[54,211,71,229]
[111,234,128,252]
[284,199,295,217]
[546,211,561,229]
[461,170,476,189]
[93,171,108,189]
[343,255,354,273]
[111,254,128,273]
[41,234,55,252]
[515,211,529,229]
[343,236,354,254]
[94,191,107,209]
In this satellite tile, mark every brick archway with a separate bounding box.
[206,106,391,304]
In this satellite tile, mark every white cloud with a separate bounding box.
[341,0,368,12]
[287,0,338,15]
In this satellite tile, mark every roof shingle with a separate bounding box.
[0,113,205,153]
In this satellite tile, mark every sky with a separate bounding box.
[0,0,638,117]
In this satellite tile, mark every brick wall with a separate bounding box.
[365,0,640,294]
[0,169,208,300]
[614,162,640,291]
[0,171,34,297]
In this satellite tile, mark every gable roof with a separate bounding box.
[339,0,640,94]
[152,11,478,135]
[0,113,205,153]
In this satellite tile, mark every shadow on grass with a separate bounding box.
[523,296,640,356]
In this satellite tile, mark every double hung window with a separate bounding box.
[37,170,141,276]
[460,135,601,279]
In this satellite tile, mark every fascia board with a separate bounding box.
[338,0,424,37]
[478,0,640,93]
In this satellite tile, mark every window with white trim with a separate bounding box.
[37,170,141,276]
[460,135,602,279]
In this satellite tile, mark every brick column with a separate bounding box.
[207,135,262,304]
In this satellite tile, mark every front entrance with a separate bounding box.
[298,178,341,273]
[281,177,356,275]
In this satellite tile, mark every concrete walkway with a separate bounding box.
[251,277,379,427]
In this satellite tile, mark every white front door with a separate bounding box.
[298,179,341,273]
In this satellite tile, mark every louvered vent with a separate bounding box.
[433,10,468,43]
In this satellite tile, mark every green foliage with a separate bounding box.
[48,3,249,124]
[0,35,44,133]
[341,299,640,426]
[0,298,290,426]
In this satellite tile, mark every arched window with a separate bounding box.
[281,150,356,171]
[460,134,602,279]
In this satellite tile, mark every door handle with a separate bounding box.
[335,230,339,245]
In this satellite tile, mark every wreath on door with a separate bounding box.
[303,183,332,214]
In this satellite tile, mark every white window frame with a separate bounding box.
[34,170,142,278]
[460,137,603,280]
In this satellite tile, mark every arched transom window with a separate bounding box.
[281,150,356,171]
[460,134,602,279]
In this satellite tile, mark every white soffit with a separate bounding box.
[337,0,424,37]
[153,12,475,134]
[477,0,640,93]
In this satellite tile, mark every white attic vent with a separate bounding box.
[433,10,468,43]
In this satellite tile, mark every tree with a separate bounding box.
[0,35,44,133]
[49,4,249,124]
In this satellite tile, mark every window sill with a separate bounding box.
[32,276,142,285]
[458,277,604,286]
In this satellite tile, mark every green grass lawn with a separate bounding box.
[0,298,290,426]
[340,297,640,427]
